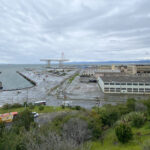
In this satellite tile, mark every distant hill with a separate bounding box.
[66,60,150,65]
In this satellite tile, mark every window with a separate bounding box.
[145,88,150,92]
[133,88,138,92]
[127,88,132,92]
[121,83,126,85]
[104,88,109,92]
[104,83,109,85]
[127,83,132,85]
[110,83,114,85]
[139,83,144,86]
[116,83,120,85]
[116,88,121,92]
[121,88,126,90]
[133,83,138,86]
[110,88,115,92]
[145,83,150,86]
[139,88,144,92]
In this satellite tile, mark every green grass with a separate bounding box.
[90,123,150,150]
[0,106,71,114]
[68,73,79,83]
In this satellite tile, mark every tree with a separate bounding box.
[115,122,133,143]
[142,99,150,115]
[62,118,91,144]
[126,98,136,112]
[13,109,34,131]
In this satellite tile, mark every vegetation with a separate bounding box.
[68,73,79,83]
[0,98,150,149]
[115,122,133,143]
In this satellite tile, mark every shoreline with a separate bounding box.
[0,71,36,92]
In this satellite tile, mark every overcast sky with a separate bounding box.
[0,0,150,64]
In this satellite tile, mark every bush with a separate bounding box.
[63,118,91,144]
[13,109,34,131]
[0,122,5,138]
[11,103,23,108]
[99,106,119,126]
[115,122,133,143]
[2,103,12,110]
[75,106,81,110]
[131,112,145,128]
[126,98,136,112]
[38,105,44,111]
[61,105,65,109]
[142,99,150,115]
[120,112,145,128]
[16,142,26,150]
[88,118,102,139]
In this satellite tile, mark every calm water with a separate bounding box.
[0,64,43,90]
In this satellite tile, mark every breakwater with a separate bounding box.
[16,71,36,86]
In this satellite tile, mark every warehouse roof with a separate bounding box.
[100,76,150,83]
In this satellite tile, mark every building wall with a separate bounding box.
[98,77,104,92]
[98,78,150,94]
[137,65,150,73]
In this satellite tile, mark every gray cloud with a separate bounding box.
[0,0,150,63]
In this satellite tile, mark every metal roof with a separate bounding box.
[100,76,150,83]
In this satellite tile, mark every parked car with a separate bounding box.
[34,101,46,106]
[32,112,39,118]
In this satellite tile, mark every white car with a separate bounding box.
[32,112,39,118]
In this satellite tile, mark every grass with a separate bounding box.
[68,73,79,83]
[90,122,150,150]
[0,106,71,114]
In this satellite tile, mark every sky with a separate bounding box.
[0,0,150,64]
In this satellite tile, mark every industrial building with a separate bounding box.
[136,65,150,74]
[98,76,150,94]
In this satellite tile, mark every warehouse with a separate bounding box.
[98,76,150,94]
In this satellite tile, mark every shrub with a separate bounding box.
[99,106,119,126]
[38,105,44,111]
[126,98,136,112]
[0,122,5,138]
[115,122,133,143]
[61,105,65,109]
[63,118,91,144]
[13,109,34,131]
[11,103,23,108]
[75,106,81,110]
[142,99,150,115]
[120,112,145,128]
[131,112,145,128]
[88,118,102,139]
[2,103,12,110]
[16,142,26,150]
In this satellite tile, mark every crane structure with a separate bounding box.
[40,53,69,68]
